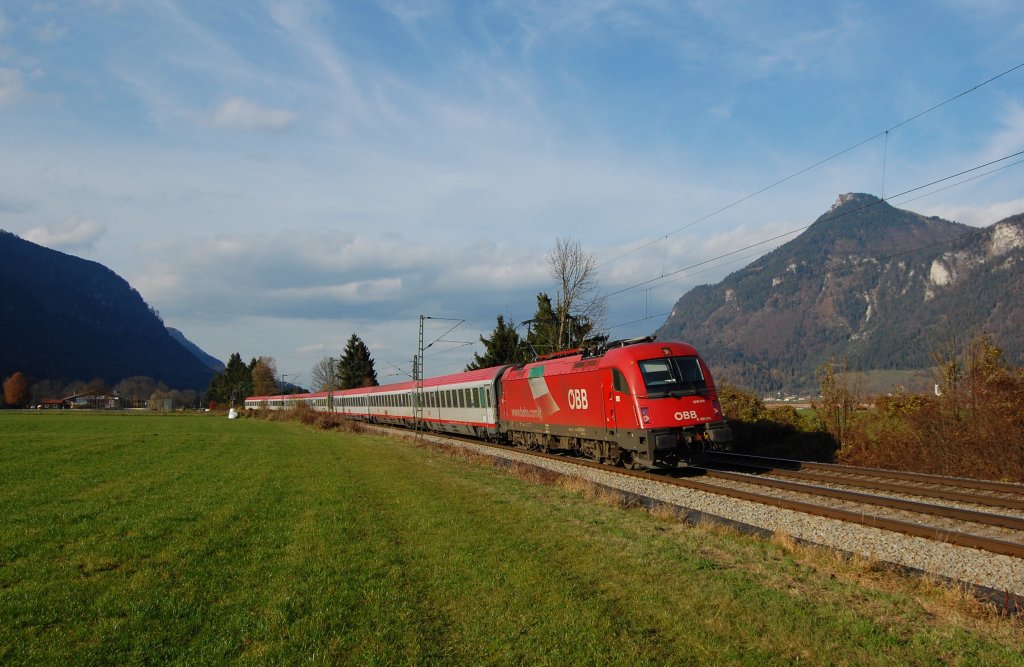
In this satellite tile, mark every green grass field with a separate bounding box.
[1,413,1021,665]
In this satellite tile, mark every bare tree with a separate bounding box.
[546,237,607,350]
[311,356,340,392]
[115,376,158,406]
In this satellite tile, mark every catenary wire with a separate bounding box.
[596,62,1024,271]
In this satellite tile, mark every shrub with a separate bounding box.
[719,383,837,462]
[837,335,1024,482]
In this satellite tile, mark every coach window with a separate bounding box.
[457,390,465,408]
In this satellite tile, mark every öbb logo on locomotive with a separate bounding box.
[245,336,733,469]
[567,388,589,410]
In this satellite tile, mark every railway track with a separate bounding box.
[360,422,1024,604]
[375,425,1024,560]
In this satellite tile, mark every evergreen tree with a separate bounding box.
[205,352,254,406]
[465,315,528,370]
[525,292,559,357]
[524,292,599,359]
[338,334,378,389]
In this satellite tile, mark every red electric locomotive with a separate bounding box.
[499,336,732,468]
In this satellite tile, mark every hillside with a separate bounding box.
[168,327,225,372]
[655,194,1024,393]
[0,230,215,390]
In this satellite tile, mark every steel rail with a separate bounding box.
[371,425,1024,559]
[711,452,1024,496]
[762,468,1024,512]
[521,448,1024,559]
[697,468,1024,532]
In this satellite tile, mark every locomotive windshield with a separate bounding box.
[638,356,707,396]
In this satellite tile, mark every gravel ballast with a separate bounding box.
[396,429,1024,599]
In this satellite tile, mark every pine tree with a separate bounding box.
[339,334,378,389]
[465,315,527,370]
[205,352,254,406]
[525,292,559,357]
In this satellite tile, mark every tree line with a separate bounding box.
[1,371,201,409]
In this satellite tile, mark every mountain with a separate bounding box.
[655,194,1024,393]
[167,327,225,371]
[0,229,215,390]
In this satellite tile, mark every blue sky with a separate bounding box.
[2,1,1023,385]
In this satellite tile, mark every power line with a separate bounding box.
[367,63,1024,375]
[597,61,1024,271]
[603,149,1024,301]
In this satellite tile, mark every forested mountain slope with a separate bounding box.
[655,194,1024,392]
[0,230,215,390]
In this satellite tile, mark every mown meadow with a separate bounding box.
[1,412,1022,665]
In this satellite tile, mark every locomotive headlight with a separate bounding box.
[712,399,723,417]
[640,406,651,423]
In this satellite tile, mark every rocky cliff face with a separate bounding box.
[655,195,1024,392]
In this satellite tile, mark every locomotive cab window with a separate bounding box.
[638,356,707,396]
[612,368,630,394]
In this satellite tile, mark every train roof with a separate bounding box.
[505,338,701,377]
[245,364,508,403]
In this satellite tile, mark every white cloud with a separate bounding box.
[23,216,106,250]
[981,101,1024,162]
[210,96,296,131]
[32,20,67,43]
[924,197,1024,227]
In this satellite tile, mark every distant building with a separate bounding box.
[65,392,125,410]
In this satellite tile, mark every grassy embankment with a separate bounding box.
[1,412,1022,665]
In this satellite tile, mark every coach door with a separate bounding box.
[607,367,636,433]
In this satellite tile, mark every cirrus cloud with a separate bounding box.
[210,96,296,131]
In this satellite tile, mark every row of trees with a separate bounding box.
[206,354,279,407]
[1,371,202,409]
[309,334,379,392]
